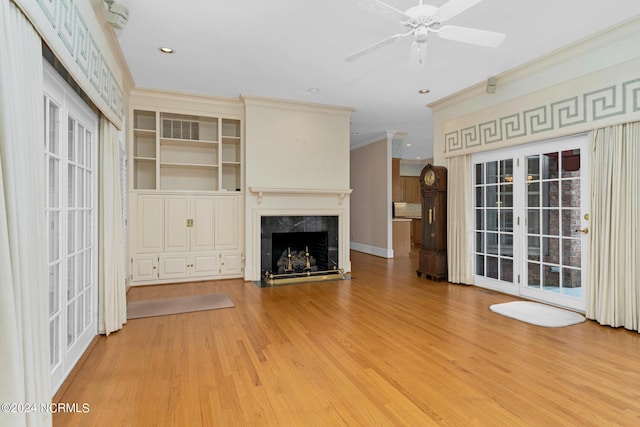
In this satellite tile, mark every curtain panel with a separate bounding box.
[447,154,473,284]
[98,117,127,335]
[587,122,640,331]
[0,1,51,426]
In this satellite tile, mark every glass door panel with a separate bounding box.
[473,159,515,291]
[473,135,588,311]
[45,62,98,394]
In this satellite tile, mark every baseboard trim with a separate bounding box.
[350,242,393,258]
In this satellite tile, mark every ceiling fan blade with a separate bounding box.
[345,31,412,62]
[438,25,506,47]
[434,0,483,22]
[355,0,412,22]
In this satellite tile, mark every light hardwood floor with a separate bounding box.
[53,250,640,426]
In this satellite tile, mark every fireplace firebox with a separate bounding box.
[260,215,345,285]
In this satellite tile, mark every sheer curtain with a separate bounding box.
[98,117,127,335]
[587,122,640,331]
[0,2,51,426]
[447,154,473,284]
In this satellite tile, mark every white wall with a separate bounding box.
[243,95,353,281]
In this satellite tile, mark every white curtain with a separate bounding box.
[587,122,640,331]
[0,1,51,426]
[447,154,473,284]
[98,117,127,335]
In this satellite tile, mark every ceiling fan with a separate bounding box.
[346,0,506,67]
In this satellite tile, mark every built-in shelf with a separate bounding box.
[131,109,242,192]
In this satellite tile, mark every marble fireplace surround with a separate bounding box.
[247,188,352,282]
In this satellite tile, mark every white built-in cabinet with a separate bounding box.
[128,90,244,285]
[130,193,242,283]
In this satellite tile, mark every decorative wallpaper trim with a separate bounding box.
[445,77,640,154]
[23,0,124,128]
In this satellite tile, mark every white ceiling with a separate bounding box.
[113,0,640,160]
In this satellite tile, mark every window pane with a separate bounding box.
[528,262,541,288]
[500,210,513,232]
[562,209,580,237]
[475,255,485,275]
[486,185,498,207]
[487,256,498,279]
[542,181,559,207]
[527,155,539,180]
[542,152,559,179]
[48,157,59,207]
[68,165,75,207]
[475,232,484,252]
[475,163,484,185]
[48,211,59,262]
[527,182,540,207]
[499,184,512,208]
[486,161,498,184]
[543,209,559,236]
[475,209,484,230]
[562,238,581,267]
[562,268,581,296]
[543,237,560,264]
[543,264,560,290]
[561,149,580,177]
[486,209,498,231]
[49,103,59,154]
[528,209,540,234]
[49,263,59,316]
[68,117,75,162]
[500,233,513,257]
[561,179,580,207]
[500,258,513,282]
[67,302,75,347]
[486,232,498,255]
[528,236,541,261]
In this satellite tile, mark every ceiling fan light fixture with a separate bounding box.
[410,41,428,70]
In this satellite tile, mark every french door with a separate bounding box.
[472,134,589,311]
[44,62,98,393]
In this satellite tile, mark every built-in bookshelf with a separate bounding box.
[131,110,242,192]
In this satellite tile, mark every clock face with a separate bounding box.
[424,170,436,186]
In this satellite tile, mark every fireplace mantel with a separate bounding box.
[250,187,353,204]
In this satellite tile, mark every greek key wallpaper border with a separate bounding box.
[445,77,640,153]
[32,0,124,126]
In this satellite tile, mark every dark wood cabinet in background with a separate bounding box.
[417,164,447,281]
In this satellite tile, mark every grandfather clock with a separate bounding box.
[417,164,447,281]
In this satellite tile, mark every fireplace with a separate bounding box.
[260,215,344,285]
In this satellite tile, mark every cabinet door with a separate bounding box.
[405,177,421,203]
[215,196,238,250]
[165,195,190,252]
[131,255,158,281]
[191,253,219,277]
[220,251,243,275]
[158,254,189,279]
[191,196,215,251]
[136,195,164,253]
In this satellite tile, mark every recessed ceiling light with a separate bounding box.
[307,88,320,94]
[351,131,360,135]
[405,143,412,147]
[159,47,174,54]
[418,89,430,94]
[416,156,422,159]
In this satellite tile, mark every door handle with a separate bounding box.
[575,227,589,234]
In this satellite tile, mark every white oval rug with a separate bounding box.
[489,301,586,327]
